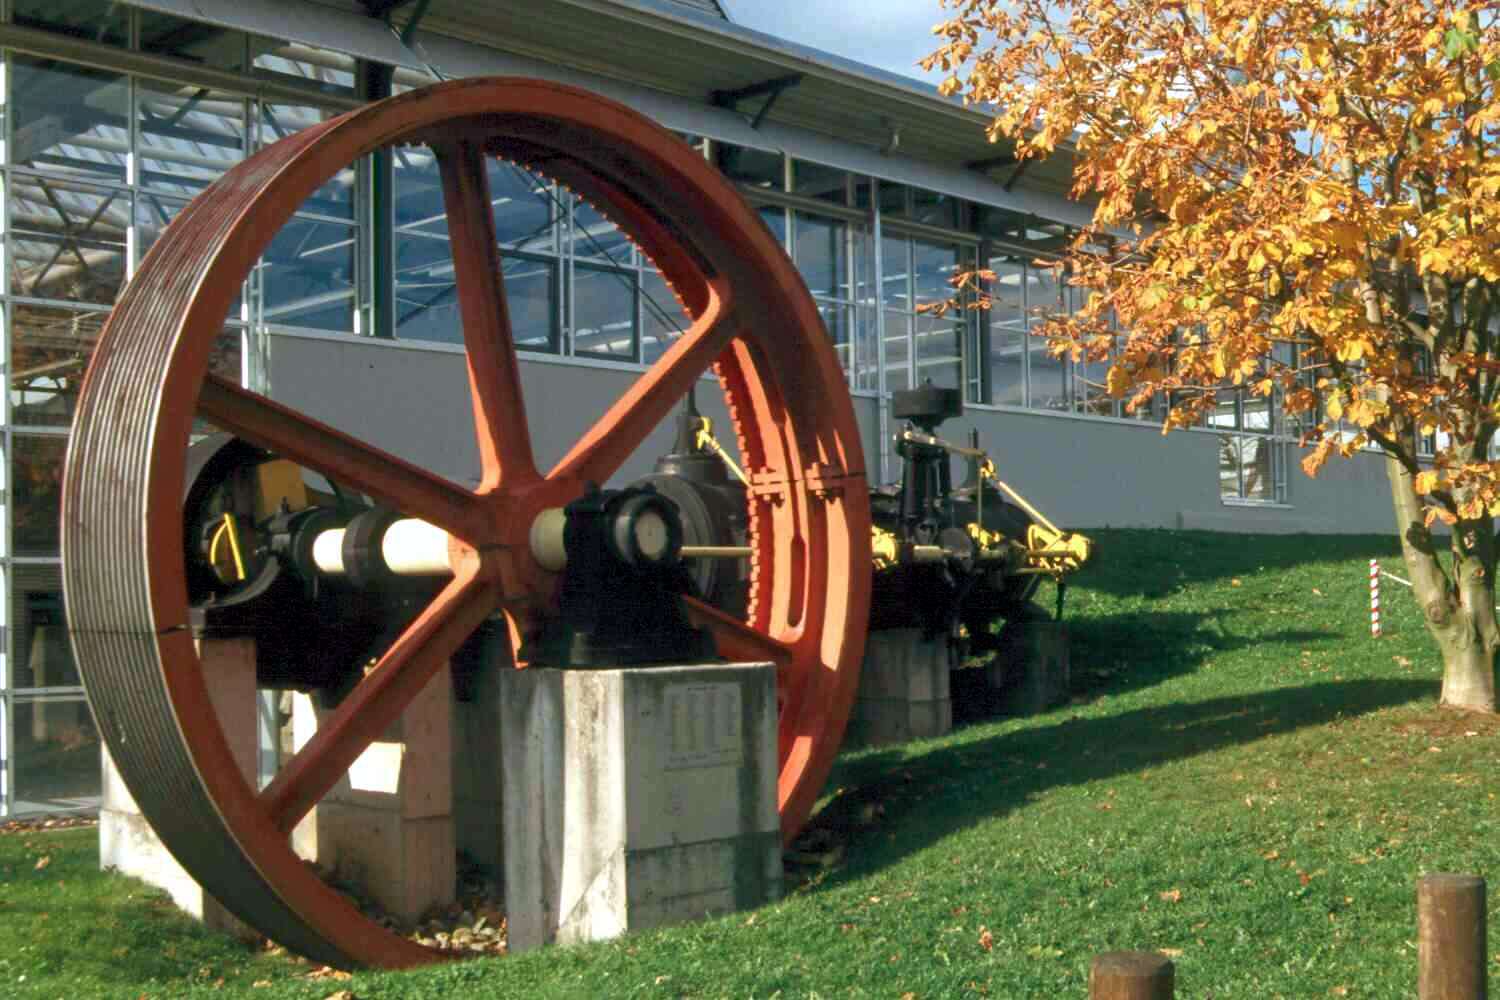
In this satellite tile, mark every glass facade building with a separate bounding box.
[0,0,1296,815]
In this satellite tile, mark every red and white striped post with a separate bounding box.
[1370,558,1382,637]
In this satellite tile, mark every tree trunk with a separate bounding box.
[1386,452,1498,713]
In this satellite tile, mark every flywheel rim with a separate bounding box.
[63,77,870,968]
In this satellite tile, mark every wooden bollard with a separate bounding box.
[1418,873,1487,999]
[1090,951,1174,999]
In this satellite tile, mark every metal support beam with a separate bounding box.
[1003,157,1035,192]
[710,74,802,177]
[965,153,1017,173]
[709,73,804,111]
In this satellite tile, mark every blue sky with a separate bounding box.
[725,0,950,85]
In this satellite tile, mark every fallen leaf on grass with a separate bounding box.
[1159,947,1184,958]
[33,856,49,870]
[305,967,352,982]
[978,927,994,951]
[1159,889,1182,903]
[1330,987,1349,996]
[251,983,271,989]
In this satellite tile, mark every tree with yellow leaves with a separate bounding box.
[927,1,1500,709]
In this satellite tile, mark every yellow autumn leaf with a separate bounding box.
[1326,395,1345,421]
[1211,346,1228,378]
[1414,470,1439,494]
[1106,364,1131,398]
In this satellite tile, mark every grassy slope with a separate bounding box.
[3,529,1497,999]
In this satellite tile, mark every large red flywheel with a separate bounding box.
[61,78,870,967]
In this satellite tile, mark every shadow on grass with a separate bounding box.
[808,677,1432,886]
[956,608,1341,724]
[1075,529,1399,598]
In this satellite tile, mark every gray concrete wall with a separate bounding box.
[266,331,1399,536]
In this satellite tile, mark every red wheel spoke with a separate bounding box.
[548,282,735,485]
[259,570,500,833]
[682,595,793,672]
[435,139,538,490]
[198,375,489,543]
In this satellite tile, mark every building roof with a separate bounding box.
[396,0,1076,198]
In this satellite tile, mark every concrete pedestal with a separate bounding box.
[846,628,952,746]
[99,637,258,940]
[990,619,1070,716]
[500,663,781,952]
[291,669,455,924]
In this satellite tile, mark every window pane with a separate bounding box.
[394,227,457,342]
[1218,434,1243,497]
[881,236,909,309]
[988,255,1025,406]
[793,213,847,299]
[503,256,559,353]
[15,0,127,47]
[138,82,246,197]
[14,434,65,557]
[641,267,688,366]
[1069,288,1114,416]
[912,239,960,313]
[717,144,783,190]
[791,160,847,205]
[910,188,959,229]
[11,56,129,182]
[759,205,787,247]
[851,306,879,392]
[259,218,356,331]
[884,309,911,391]
[915,313,962,389]
[252,38,356,95]
[878,181,907,218]
[573,265,637,359]
[489,161,555,254]
[259,104,354,217]
[12,566,77,689]
[10,177,129,304]
[1025,264,1065,410]
[141,13,246,69]
[570,197,630,264]
[11,304,108,427]
[14,698,100,811]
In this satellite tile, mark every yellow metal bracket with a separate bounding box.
[871,526,899,570]
[1025,523,1092,578]
[693,416,750,486]
[208,511,248,584]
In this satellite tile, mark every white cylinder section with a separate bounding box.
[312,528,347,575]
[381,518,453,576]
[529,507,568,573]
[310,519,452,576]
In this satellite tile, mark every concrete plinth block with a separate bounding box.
[846,629,952,747]
[990,619,1070,716]
[99,637,258,940]
[291,669,455,924]
[501,664,780,952]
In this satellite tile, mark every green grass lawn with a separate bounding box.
[4,528,1497,999]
